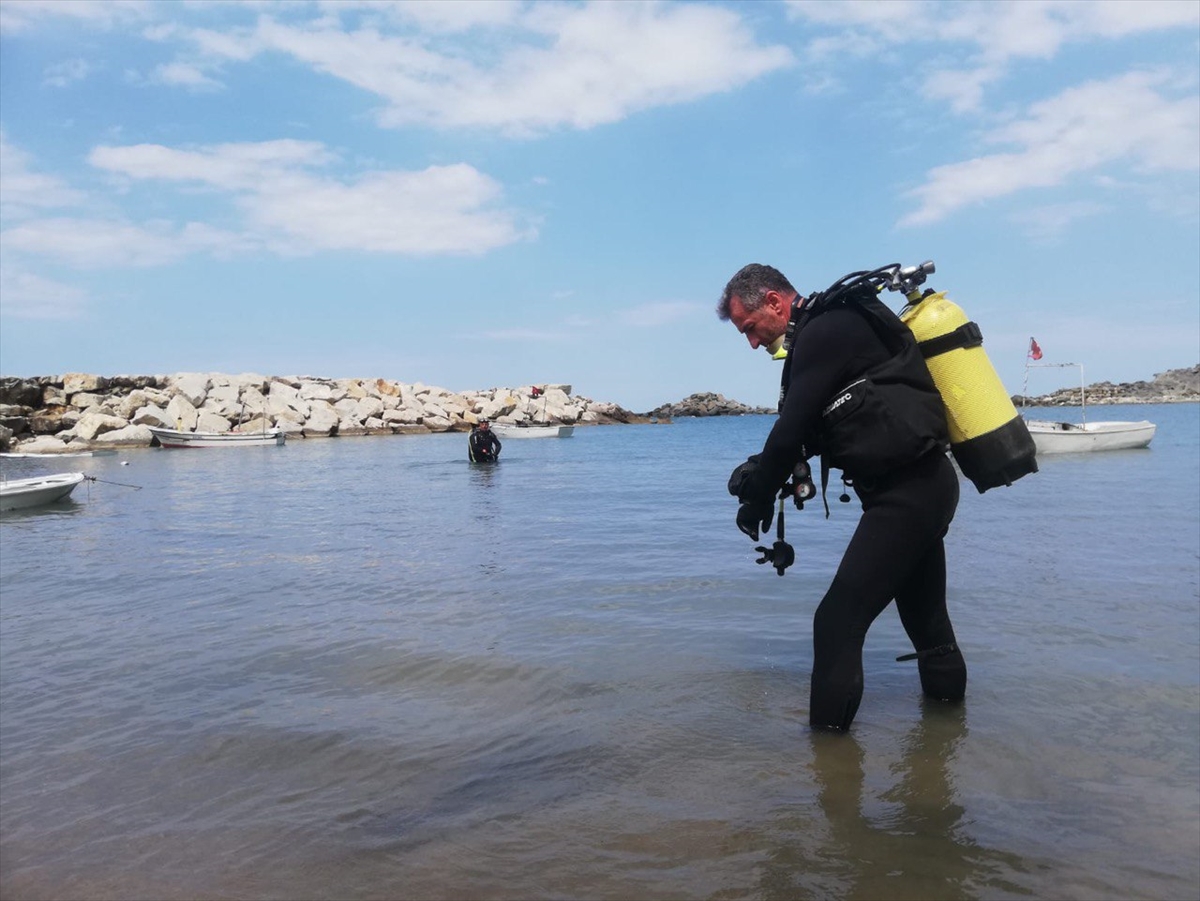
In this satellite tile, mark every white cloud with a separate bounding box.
[0,217,242,268]
[1009,201,1108,242]
[88,140,530,255]
[162,1,793,136]
[90,139,336,189]
[901,71,1200,226]
[788,0,1200,111]
[248,164,529,255]
[0,0,153,34]
[152,61,222,89]
[43,58,92,87]
[317,0,524,33]
[0,266,89,320]
[0,132,87,218]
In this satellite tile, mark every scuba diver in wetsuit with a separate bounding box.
[719,263,966,732]
[468,419,502,463]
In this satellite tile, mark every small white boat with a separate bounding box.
[492,386,577,438]
[1022,355,1155,455]
[0,450,117,458]
[148,425,285,448]
[0,472,87,511]
[491,424,575,439]
[1025,419,1157,454]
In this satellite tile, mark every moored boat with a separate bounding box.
[148,425,285,448]
[1025,419,1156,454]
[0,472,88,511]
[491,424,575,439]
[1021,348,1155,456]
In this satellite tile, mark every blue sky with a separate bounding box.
[1,0,1197,412]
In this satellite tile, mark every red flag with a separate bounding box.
[1029,338,1043,360]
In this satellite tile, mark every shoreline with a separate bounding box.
[1,365,1196,455]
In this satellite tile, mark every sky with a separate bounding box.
[1,0,1197,413]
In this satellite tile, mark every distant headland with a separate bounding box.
[1010,365,1199,407]
[647,366,1200,419]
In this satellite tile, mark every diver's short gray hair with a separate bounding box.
[716,264,797,320]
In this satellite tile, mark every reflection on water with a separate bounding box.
[759,703,1030,901]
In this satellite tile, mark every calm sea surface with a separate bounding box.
[2,404,1197,901]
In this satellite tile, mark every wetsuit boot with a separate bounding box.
[917,647,966,702]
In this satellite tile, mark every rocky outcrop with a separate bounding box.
[1012,365,1200,407]
[0,373,650,453]
[643,392,774,419]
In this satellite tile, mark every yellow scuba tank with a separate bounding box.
[900,288,1037,492]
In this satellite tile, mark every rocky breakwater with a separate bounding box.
[0,373,647,454]
[644,392,775,419]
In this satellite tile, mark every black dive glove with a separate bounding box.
[728,455,761,499]
[736,497,775,541]
[730,454,775,540]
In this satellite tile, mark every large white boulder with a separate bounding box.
[353,397,384,421]
[42,385,67,406]
[116,390,150,420]
[70,392,111,411]
[268,392,310,420]
[234,416,271,434]
[196,411,232,432]
[93,423,154,445]
[73,412,129,440]
[12,435,72,454]
[62,373,109,394]
[204,384,242,418]
[239,385,267,413]
[131,404,173,428]
[303,401,340,436]
[299,382,335,402]
[170,373,210,407]
[382,408,422,425]
[165,395,198,431]
[333,398,360,420]
[422,415,453,432]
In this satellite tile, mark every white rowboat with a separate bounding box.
[1025,419,1156,454]
[491,424,575,439]
[148,426,285,448]
[0,472,87,511]
[1022,358,1155,456]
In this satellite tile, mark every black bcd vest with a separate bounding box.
[780,282,948,483]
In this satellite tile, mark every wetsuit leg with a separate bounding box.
[809,453,960,731]
[893,534,967,701]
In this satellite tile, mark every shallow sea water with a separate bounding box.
[1,404,1197,901]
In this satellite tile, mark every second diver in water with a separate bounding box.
[468,418,502,463]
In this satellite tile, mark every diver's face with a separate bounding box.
[729,292,789,351]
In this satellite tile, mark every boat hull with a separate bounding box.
[491,425,575,439]
[148,426,285,448]
[0,472,87,511]
[1026,419,1156,454]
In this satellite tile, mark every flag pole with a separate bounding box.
[1022,342,1031,408]
[1079,364,1086,425]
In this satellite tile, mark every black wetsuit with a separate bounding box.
[468,427,501,463]
[745,303,967,731]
